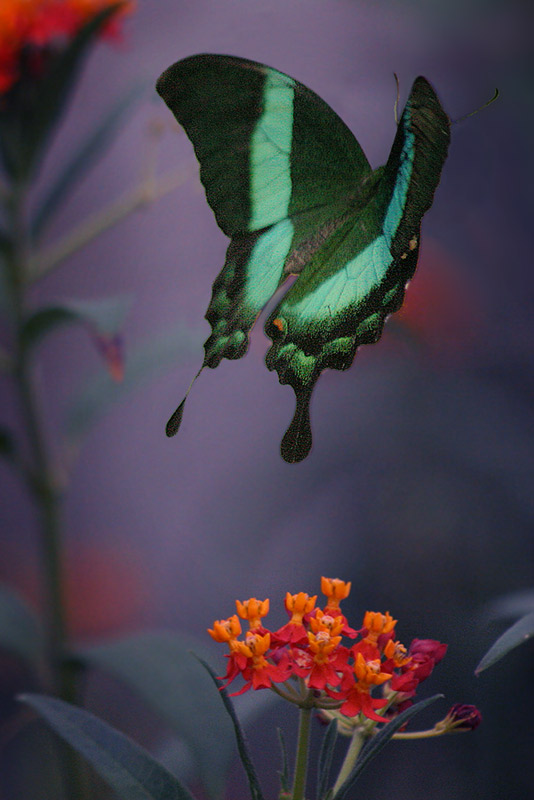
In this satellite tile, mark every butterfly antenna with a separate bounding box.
[393,73,400,125]
[165,364,204,437]
[452,87,499,125]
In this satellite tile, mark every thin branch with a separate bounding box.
[27,164,196,283]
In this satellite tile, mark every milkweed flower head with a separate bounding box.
[207,577,479,735]
[0,0,134,94]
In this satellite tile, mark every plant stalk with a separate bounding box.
[331,727,365,797]
[28,164,194,282]
[292,705,312,800]
[4,179,87,798]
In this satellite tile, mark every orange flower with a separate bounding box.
[272,592,316,644]
[319,577,359,638]
[321,576,351,609]
[234,632,291,692]
[338,651,393,721]
[309,608,345,638]
[208,614,242,645]
[353,651,392,689]
[362,610,397,646]
[235,597,269,631]
[383,638,411,668]
[304,629,348,690]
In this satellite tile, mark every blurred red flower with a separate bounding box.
[0,0,134,93]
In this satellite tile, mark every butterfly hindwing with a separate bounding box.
[264,77,450,461]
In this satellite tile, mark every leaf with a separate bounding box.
[333,695,444,800]
[20,693,196,800]
[475,611,534,675]
[0,583,42,664]
[65,326,201,441]
[195,655,266,800]
[74,632,234,800]
[317,720,337,800]
[0,6,123,180]
[21,295,132,353]
[32,82,146,240]
[277,728,290,794]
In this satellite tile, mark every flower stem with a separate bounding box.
[292,705,312,800]
[4,180,86,798]
[6,181,68,692]
[392,727,448,740]
[331,726,366,797]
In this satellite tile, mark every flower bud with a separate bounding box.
[444,703,482,731]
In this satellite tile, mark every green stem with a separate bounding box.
[4,180,87,798]
[393,726,463,740]
[331,726,366,797]
[292,705,312,800]
[7,181,68,694]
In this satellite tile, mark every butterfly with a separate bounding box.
[156,54,450,463]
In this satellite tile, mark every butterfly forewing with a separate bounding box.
[157,55,373,369]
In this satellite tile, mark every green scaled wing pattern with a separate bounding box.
[156,55,450,462]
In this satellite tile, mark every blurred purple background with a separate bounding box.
[1,1,533,798]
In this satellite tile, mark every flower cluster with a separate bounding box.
[209,577,449,723]
[0,0,134,94]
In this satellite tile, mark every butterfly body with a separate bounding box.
[157,55,450,462]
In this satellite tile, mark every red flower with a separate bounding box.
[339,685,390,722]
[272,592,316,645]
[409,639,448,662]
[0,0,134,94]
[335,650,393,722]
[404,639,448,682]
[232,632,291,694]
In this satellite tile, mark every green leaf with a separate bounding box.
[21,295,131,366]
[196,655,266,800]
[0,583,42,663]
[0,5,123,180]
[21,307,79,350]
[475,611,534,675]
[65,326,201,441]
[74,632,234,800]
[20,693,197,800]
[32,82,146,240]
[277,728,290,794]
[317,720,337,800]
[333,695,444,800]
[21,295,132,353]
